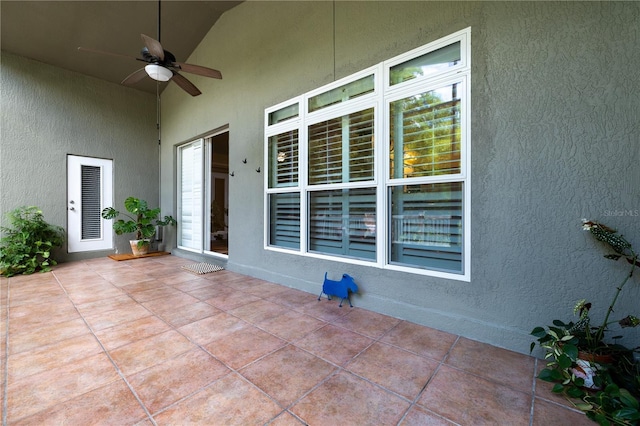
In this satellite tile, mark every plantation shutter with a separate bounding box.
[80,165,102,240]
[308,188,376,260]
[308,108,375,185]
[268,130,299,188]
[179,140,203,250]
[389,183,463,273]
[268,193,300,249]
[390,84,461,179]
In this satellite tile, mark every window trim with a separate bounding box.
[264,28,471,281]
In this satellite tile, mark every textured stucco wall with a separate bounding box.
[1,52,158,260]
[158,1,640,354]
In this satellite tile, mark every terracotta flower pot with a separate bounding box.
[129,239,150,256]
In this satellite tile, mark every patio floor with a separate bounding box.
[1,255,592,425]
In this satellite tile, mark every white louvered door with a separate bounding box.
[67,155,113,252]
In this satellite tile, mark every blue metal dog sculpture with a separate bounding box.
[318,272,358,307]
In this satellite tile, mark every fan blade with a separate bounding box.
[173,62,222,79]
[121,68,149,85]
[171,72,202,96]
[78,46,139,62]
[141,34,165,61]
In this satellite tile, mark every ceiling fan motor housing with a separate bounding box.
[141,47,176,65]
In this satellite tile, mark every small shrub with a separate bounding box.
[0,206,65,277]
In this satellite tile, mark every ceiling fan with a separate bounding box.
[78,4,221,96]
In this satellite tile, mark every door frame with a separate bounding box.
[67,154,113,253]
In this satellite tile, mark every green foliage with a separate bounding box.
[530,220,639,425]
[101,197,176,242]
[0,206,65,277]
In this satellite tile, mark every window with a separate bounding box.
[264,28,470,280]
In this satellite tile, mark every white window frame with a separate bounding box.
[264,28,471,281]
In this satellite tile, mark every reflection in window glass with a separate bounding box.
[268,103,299,125]
[390,83,461,179]
[308,75,374,112]
[308,108,375,185]
[389,182,463,273]
[390,42,460,85]
[309,188,376,260]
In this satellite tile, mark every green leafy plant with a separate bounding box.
[0,206,65,277]
[101,197,176,247]
[530,220,639,425]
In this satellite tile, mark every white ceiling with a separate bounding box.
[1,1,241,94]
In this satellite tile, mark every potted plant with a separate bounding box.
[101,197,176,256]
[530,220,640,425]
[0,206,65,277]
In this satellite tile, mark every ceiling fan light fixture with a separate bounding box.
[145,64,172,81]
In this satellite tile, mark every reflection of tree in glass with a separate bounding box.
[308,108,375,185]
[390,83,461,179]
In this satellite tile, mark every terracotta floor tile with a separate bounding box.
[140,292,201,313]
[3,259,543,425]
[94,315,171,351]
[268,411,308,426]
[381,321,457,361]
[295,324,373,366]
[12,379,148,426]
[83,303,153,331]
[64,282,126,304]
[418,365,532,425]
[399,405,457,425]
[446,336,536,392]
[333,307,402,338]
[257,310,326,342]
[119,279,168,294]
[109,330,196,376]
[168,277,212,292]
[8,317,89,355]
[153,300,221,327]
[291,371,410,425]
[6,352,120,422]
[153,372,283,425]
[532,398,591,425]
[128,348,231,414]
[228,298,291,324]
[347,342,439,400]
[205,326,286,369]
[98,270,154,286]
[8,333,103,381]
[178,312,250,345]
[296,299,353,322]
[205,290,262,310]
[265,287,316,308]
[240,345,337,407]
[244,281,290,298]
[8,298,78,330]
[184,283,235,300]
[75,294,139,316]
[128,286,187,303]
[157,270,203,285]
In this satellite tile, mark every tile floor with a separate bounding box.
[1,255,593,425]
